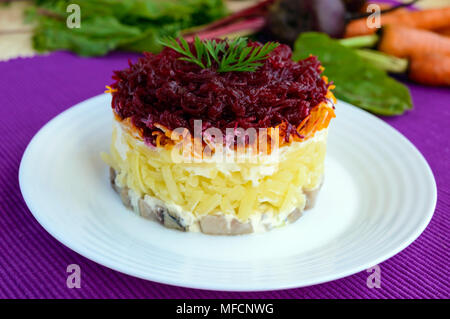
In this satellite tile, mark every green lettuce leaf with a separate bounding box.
[28,0,227,56]
[293,32,412,116]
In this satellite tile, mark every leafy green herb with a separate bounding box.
[27,0,227,56]
[159,36,279,72]
[293,32,412,116]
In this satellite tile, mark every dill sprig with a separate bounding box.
[158,36,280,73]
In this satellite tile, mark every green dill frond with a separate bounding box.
[158,36,279,73]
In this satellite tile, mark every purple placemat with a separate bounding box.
[0,51,448,299]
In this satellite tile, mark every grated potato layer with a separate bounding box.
[103,123,327,222]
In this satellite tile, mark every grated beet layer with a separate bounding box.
[110,41,329,144]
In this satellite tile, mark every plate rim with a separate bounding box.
[18,94,437,291]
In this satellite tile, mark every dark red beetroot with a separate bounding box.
[110,41,329,144]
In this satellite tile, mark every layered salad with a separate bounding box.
[103,37,336,235]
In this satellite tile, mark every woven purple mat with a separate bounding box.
[0,51,448,299]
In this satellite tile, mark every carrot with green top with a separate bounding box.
[340,26,450,86]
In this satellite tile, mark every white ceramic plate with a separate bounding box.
[19,94,436,291]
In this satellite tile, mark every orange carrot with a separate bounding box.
[409,53,450,86]
[436,27,450,37]
[377,25,450,58]
[345,7,450,38]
